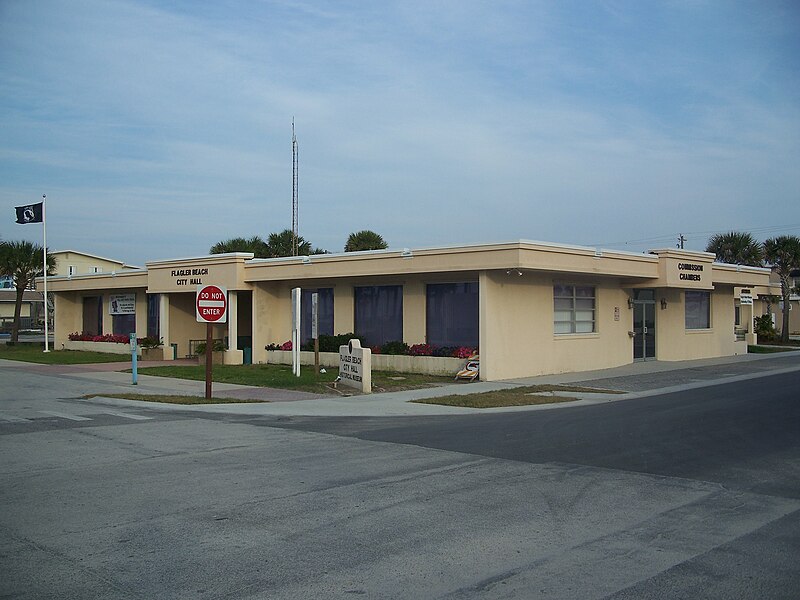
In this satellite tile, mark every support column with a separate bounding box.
[224,290,243,365]
[159,294,172,360]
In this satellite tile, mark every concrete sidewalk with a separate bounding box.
[10,349,795,417]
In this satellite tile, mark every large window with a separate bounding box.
[685,291,711,329]
[554,284,595,334]
[147,294,160,339]
[82,296,102,336]
[300,288,333,345]
[426,282,478,347]
[112,314,136,336]
[354,285,403,347]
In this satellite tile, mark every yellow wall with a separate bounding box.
[480,272,633,380]
[656,287,744,360]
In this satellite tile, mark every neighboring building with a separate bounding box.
[51,250,140,278]
[44,239,773,380]
[738,268,800,336]
[0,289,44,330]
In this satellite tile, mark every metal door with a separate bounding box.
[633,292,656,361]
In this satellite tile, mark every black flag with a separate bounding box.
[15,202,44,224]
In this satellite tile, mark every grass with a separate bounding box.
[83,393,264,405]
[0,343,131,364]
[135,363,452,394]
[412,384,623,409]
[747,344,797,353]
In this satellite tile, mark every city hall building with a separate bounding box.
[45,240,771,381]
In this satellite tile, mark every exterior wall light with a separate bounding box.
[660,298,668,310]
[401,248,413,259]
[301,256,311,265]
[627,297,634,309]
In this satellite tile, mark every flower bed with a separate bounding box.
[266,350,465,376]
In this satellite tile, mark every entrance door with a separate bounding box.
[632,290,656,361]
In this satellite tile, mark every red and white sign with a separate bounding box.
[196,285,228,323]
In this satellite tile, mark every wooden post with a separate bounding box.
[205,322,213,399]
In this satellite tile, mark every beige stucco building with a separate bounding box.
[45,240,772,381]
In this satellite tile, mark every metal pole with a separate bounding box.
[205,322,213,399]
[130,332,138,385]
[42,194,49,352]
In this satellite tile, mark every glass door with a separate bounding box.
[632,290,656,361]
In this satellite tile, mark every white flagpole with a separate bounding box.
[42,194,49,352]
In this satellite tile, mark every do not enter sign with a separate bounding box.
[196,285,228,323]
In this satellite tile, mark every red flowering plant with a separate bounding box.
[408,343,435,356]
[68,332,130,344]
[280,340,293,351]
[454,346,477,358]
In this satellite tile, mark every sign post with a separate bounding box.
[130,333,138,385]
[312,292,319,374]
[291,288,301,377]
[196,285,228,399]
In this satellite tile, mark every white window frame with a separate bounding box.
[554,284,596,334]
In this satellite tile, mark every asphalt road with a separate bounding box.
[1,366,798,599]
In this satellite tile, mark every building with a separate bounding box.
[50,250,140,277]
[45,240,772,381]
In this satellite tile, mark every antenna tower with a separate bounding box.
[291,119,299,256]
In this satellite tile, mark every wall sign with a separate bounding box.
[677,262,704,281]
[171,267,209,286]
[109,294,136,315]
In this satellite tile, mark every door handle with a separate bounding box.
[643,326,648,334]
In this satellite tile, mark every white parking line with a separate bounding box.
[0,412,30,423]
[99,410,152,421]
[38,411,92,421]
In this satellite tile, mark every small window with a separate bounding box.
[685,291,711,329]
[91,266,102,273]
[68,265,77,276]
[554,284,596,334]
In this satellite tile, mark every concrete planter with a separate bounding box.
[141,347,165,361]
[266,350,464,376]
[64,340,137,356]
[196,352,224,366]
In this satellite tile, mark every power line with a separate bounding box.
[589,223,800,248]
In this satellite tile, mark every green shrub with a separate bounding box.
[195,340,226,354]
[754,314,777,341]
[380,340,410,355]
[317,333,366,353]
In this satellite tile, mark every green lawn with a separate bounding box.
[747,345,797,353]
[412,384,622,409]
[136,363,452,394]
[83,393,265,405]
[0,343,131,364]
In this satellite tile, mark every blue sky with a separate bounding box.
[1,0,798,265]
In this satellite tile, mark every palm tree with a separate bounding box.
[705,231,764,266]
[345,230,388,252]
[267,229,312,257]
[0,240,56,343]
[763,235,800,342]
[209,236,269,257]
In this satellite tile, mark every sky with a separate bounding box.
[1,0,799,266]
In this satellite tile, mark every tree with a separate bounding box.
[267,229,312,257]
[705,231,764,266]
[0,240,56,343]
[209,236,269,257]
[763,235,800,343]
[345,230,388,252]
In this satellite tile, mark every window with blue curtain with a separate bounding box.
[354,285,403,347]
[112,314,136,336]
[147,294,160,339]
[426,282,478,347]
[300,288,334,345]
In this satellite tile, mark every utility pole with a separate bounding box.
[677,234,686,250]
[291,119,299,257]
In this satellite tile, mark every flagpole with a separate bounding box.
[42,194,49,352]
